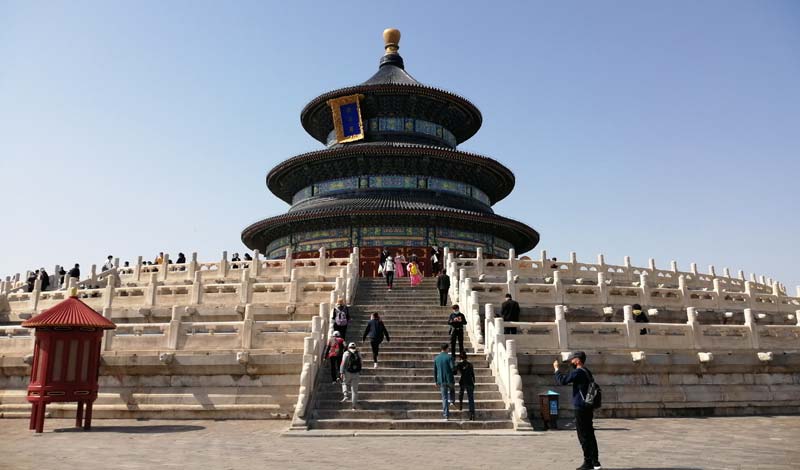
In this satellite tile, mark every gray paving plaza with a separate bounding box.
[0,416,797,470]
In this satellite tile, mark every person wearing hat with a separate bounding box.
[554,351,601,470]
[323,331,346,384]
[340,342,363,409]
[632,303,649,335]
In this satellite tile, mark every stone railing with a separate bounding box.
[445,249,796,310]
[483,314,532,431]
[291,247,359,429]
[492,304,800,357]
[445,252,799,326]
[0,311,310,356]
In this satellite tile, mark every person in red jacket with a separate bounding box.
[323,331,346,384]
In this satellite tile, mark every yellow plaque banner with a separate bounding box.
[328,94,365,144]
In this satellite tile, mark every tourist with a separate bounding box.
[243,253,252,261]
[632,303,649,335]
[331,298,351,339]
[501,293,521,334]
[68,264,80,283]
[123,261,130,268]
[26,271,38,292]
[57,266,66,288]
[383,254,395,290]
[379,247,390,276]
[362,312,390,368]
[455,351,476,421]
[433,343,455,420]
[176,252,186,264]
[323,331,346,384]
[155,252,164,264]
[408,259,422,287]
[554,351,601,470]
[436,270,450,306]
[340,342,362,410]
[430,246,441,274]
[231,253,240,269]
[394,252,406,277]
[39,268,50,291]
[102,255,114,272]
[448,304,467,359]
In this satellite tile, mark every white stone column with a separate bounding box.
[623,304,637,348]
[686,307,700,349]
[318,247,327,278]
[475,248,484,276]
[690,263,698,275]
[743,308,759,349]
[648,258,656,271]
[553,270,564,304]
[708,265,717,278]
[134,256,143,281]
[240,269,252,304]
[190,271,203,305]
[166,306,183,350]
[671,260,678,272]
[251,249,261,277]
[554,305,568,350]
[187,252,198,281]
[103,277,115,310]
[506,269,517,298]
[597,272,608,304]
[289,268,298,303]
[284,247,293,278]
[145,272,158,307]
[160,253,170,281]
[219,251,229,278]
[508,248,517,272]
[678,274,688,307]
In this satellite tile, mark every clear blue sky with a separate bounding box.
[1,1,798,290]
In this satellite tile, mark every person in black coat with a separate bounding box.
[436,271,450,306]
[448,305,467,359]
[68,264,80,280]
[632,303,649,335]
[362,312,390,368]
[40,268,50,291]
[379,247,390,275]
[455,352,476,420]
[500,293,521,334]
[430,246,441,275]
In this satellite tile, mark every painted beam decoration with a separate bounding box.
[328,94,365,144]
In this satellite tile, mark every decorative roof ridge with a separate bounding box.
[267,142,513,181]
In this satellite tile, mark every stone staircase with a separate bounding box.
[308,277,514,430]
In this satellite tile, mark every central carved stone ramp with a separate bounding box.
[309,277,513,430]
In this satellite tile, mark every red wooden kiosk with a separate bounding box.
[22,292,116,433]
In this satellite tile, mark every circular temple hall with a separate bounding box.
[241,29,539,276]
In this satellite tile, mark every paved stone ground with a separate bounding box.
[0,416,797,469]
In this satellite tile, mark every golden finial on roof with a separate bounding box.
[68,287,79,298]
[383,28,401,54]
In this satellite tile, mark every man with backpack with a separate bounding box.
[331,298,351,339]
[323,331,346,384]
[554,351,602,470]
[340,342,362,409]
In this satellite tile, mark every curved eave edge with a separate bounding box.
[299,83,483,144]
[265,145,516,204]
[241,210,539,253]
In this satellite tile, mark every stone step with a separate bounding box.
[309,418,513,430]
[317,383,499,392]
[314,399,507,411]
[313,409,510,420]
[339,352,482,361]
[319,375,494,385]
[354,367,494,377]
[317,390,502,401]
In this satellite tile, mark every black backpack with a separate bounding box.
[581,368,602,409]
[345,351,362,373]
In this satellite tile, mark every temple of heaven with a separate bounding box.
[241,29,539,276]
